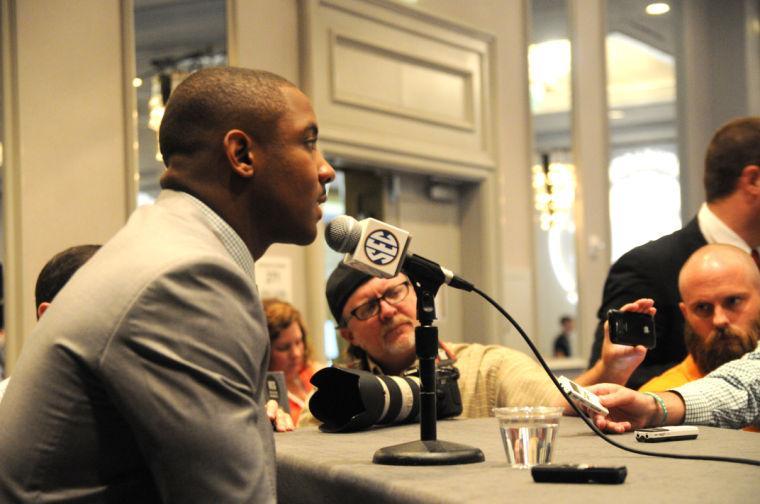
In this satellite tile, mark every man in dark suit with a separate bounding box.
[0,68,335,502]
[589,116,760,389]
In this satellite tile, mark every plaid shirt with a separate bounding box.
[674,343,760,428]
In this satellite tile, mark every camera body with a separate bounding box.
[607,309,656,349]
[404,361,463,421]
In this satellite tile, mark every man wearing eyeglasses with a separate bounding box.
[321,264,651,418]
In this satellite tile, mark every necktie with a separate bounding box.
[752,249,760,271]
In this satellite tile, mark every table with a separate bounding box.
[275,417,760,503]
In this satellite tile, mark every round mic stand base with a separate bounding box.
[373,440,484,466]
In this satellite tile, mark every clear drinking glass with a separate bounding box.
[494,406,563,468]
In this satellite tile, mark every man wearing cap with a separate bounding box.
[311,264,653,420]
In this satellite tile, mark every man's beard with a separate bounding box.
[684,315,760,375]
[380,315,416,357]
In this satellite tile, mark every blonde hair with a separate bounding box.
[262,298,312,364]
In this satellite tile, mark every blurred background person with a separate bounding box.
[553,315,574,358]
[0,245,101,400]
[263,298,321,425]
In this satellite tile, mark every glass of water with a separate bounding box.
[494,406,563,468]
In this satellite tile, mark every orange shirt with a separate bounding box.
[639,354,702,393]
[639,354,758,432]
[288,365,316,425]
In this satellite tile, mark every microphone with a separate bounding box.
[325,215,473,291]
[325,215,411,279]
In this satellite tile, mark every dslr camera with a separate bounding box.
[309,362,463,432]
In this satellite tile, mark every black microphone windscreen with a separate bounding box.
[325,215,361,253]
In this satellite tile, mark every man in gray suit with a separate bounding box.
[0,67,335,502]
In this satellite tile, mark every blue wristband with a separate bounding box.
[643,392,668,426]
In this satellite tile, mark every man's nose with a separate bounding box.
[317,150,336,185]
[378,298,398,320]
[712,306,730,328]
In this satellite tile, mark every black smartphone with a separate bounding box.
[607,309,656,349]
[531,464,627,484]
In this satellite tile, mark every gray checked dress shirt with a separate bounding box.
[675,342,760,428]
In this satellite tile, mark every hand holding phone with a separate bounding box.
[558,376,609,416]
[607,309,656,349]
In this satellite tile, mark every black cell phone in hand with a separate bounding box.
[607,309,656,349]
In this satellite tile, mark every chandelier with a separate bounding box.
[532,153,576,231]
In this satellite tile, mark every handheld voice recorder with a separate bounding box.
[635,426,699,442]
[557,376,609,416]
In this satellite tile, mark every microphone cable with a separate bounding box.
[472,286,760,467]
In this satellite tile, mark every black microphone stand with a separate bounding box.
[372,256,484,465]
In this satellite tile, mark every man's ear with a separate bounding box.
[338,327,354,344]
[741,165,760,196]
[223,129,256,178]
[678,301,687,318]
[37,301,51,320]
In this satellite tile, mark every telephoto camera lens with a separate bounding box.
[309,367,421,432]
[309,365,463,432]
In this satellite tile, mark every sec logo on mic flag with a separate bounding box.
[364,230,399,266]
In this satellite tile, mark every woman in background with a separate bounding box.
[263,299,319,425]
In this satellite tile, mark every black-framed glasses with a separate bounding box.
[342,280,411,326]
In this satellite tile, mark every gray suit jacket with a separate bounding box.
[0,191,276,502]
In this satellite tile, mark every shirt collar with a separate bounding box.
[180,191,257,283]
[697,202,754,253]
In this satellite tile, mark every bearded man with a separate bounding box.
[639,244,760,393]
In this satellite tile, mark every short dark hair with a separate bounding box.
[158,67,295,166]
[704,116,760,202]
[34,245,101,310]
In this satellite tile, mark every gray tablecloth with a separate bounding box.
[275,417,760,503]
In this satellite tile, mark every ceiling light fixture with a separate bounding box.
[645,3,670,16]
[532,153,576,231]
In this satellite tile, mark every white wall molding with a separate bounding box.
[302,0,496,178]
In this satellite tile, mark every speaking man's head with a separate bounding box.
[158,67,336,259]
[678,244,760,374]
[326,265,419,375]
